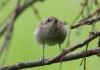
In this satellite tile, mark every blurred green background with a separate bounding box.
[0,0,100,70]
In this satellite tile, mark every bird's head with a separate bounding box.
[40,16,67,30]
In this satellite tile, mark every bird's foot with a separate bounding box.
[41,57,45,65]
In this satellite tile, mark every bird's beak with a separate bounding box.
[53,20,57,24]
[52,20,55,23]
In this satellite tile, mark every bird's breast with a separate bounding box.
[34,26,67,46]
[41,27,67,46]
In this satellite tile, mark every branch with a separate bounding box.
[16,0,44,17]
[0,8,13,36]
[71,16,100,29]
[0,47,100,70]
[0,0,20,55]
[71,8,100,29]
[45,32,100,64]
[0,0,44,55]
[0,0,44,36]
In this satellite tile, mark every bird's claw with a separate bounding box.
[41,58,45,65]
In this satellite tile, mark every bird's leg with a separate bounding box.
[42,44,45,65]
[58,43,63,70]
[58,43,61,52]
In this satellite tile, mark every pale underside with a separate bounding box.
[34,25,67,46]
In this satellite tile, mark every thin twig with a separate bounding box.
[66,7,85,47]
[31,6,41,20]
[71,15,100,29]
[0,12,12,36]
[71,8,100,29]
[0,0,20,59]
[0,0,10,12]
[0,0,44,36]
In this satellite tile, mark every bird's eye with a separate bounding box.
[47,19,52,22]
[54,19,57,23]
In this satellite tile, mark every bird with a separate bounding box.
[34,16,67,64]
